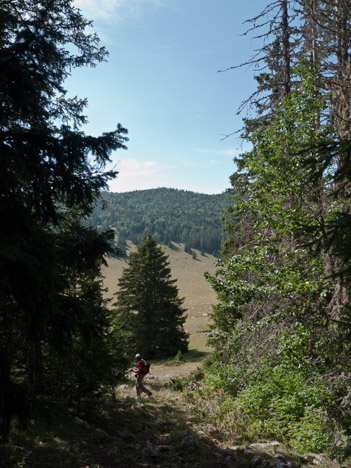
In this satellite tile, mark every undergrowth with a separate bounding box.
[183,354,351,460]
[193,363,332,451]
[182,317,351,463]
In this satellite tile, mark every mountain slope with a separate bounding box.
[89,188,231,255]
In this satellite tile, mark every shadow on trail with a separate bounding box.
[68,389,301,468]
[76,395,246,468]
[0,389,303,468]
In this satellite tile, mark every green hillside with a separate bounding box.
[89,188,231,256]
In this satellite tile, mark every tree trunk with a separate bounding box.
[282,0,291,96]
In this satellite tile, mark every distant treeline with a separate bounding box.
[89,188,231,256]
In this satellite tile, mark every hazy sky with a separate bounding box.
[68,0,263,194]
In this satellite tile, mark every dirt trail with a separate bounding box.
[7,357,336,467]
[111,359,251,468]
[146,360,203,381]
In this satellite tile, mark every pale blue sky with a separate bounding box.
[68,0,263,194]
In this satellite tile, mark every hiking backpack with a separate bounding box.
[142,359,150,374]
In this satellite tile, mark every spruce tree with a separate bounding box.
[0,0,128,440]
[114,234,188,358]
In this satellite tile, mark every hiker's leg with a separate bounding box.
[136,376,151,396]
[135,377,141,396]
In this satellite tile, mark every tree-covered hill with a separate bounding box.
[88,188,231,256]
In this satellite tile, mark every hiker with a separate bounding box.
[130,353,152,397]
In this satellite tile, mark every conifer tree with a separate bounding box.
[114,234,188,358]
[0,0,128,440]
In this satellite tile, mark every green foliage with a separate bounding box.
[89,188,230,256]
[235,368,331,448]
[114,234,189,358]
[166,377,188,392]
[195,355,333,453]
[205,58,351,456]
[175,350,184,362]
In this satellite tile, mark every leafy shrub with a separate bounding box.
[193,359,334,454]
[191,368,204,381]
[175,350,184,362]
[234,364,332,449]
[166,377,188,391]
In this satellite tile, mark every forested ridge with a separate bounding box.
[89,188,231,256]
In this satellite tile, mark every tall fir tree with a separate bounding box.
[0,0,128,441]
[114,234,188,358]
